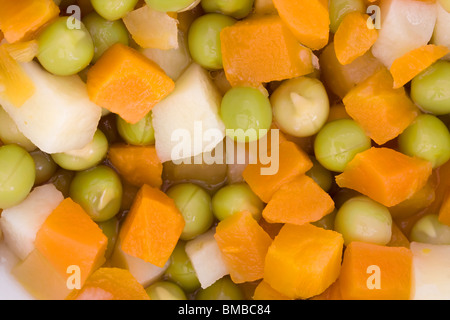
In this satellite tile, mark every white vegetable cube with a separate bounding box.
[410,242,450,300]
[432,2,450,60]
[0,184,64,260]
[0,61,102,154]
[371,0,437,68]
[152,63,226,163]
[185,228,229,289]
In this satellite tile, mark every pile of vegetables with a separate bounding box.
[0,0,449,301]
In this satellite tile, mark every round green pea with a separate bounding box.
[188,13,236,70]
[195,276,244,300]
[146,281,187,300]
[166,183,214,240]
[91,0,139,21]
[410,214,450,245]
[116,112,155,146]
[411,60,450,115]
[69,165,123,222]
[0,144,35,209]
[30,150,58,186]
[334,196,393,246]
[82,11,129,63]
[145,0,200,12]
[165,241,201,293]
[312,210,337,231]
[201,0,254,19]
[329,0,365,34]
[37,17,94,76]
[306,157,333,192]
[97,217,119,260]
[0,107,36,152]
[314,119,371,172]
[51,130,108,171]
[398,114,450,169]
[221,87,273,143]
[212,183,264,221]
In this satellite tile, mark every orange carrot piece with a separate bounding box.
[343,68,420,145]
[335,147,433,207]
[264,223,344,299]
[339,241,413,300]
[34,198,108,286]
[108,144,163,188]
[272,0,330,50]
[310,279,342,300]
[87,43,175,124]
[438,188,450,226]
[220,15,314,87]
[215,211,273,283]
[0,0,59,43]
[390,44,449,88]
[118,184,185,268]
[67,268,150,300]
[262,175,335,225]
[253,281,291,300]
[334,12,378,65]
[242,140,313,203]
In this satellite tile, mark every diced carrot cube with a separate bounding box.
[262,175,335,225]
[220,15,314,87]
[438,188,450,227]
[339,241,413,300]
[242,140,313,203]
[335,147,433,207]
[67,268,150,300]
[272,0,329,50]
[214,211,273,283]
[310,280,342,300]
[343,68,420,145]
[108,144,163,188]
[264,223,344,299]
[0,0,59,43]
[118,184,185,268]
[34,198,108,286]
[253,281,291,300]
[87,43,175,124]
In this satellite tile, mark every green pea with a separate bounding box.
[166,183,214,240]
[146,281,187,300]
[51,130,108,171]
[0,107,36,152]
[329,0,365,34]
[37,17,94,76]
[97,217,119,260]
[334,196,393,246]
[271,77,330,138]
[195,276,244,300]
[306,157,333,192]
[165,241,201,293]
[30,150,58,186]
[0,144,35,209]
[411,60,450,115]
[188,13,236,70]
[409,214,450,245]
[116,112,155,146]
[91,0,139,21]
[398,114,450,169]
[49,168,75,198]
[211,183,264,221]
[82,11,129,63]
[314,119,371,172]
[69,165,123,222]
[145,0,200,12]
[312,210,336,231]
[221,87,273,143]
[201,0,254,19]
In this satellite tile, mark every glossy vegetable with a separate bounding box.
[334,196,393,246]
[166,183,214,241]
[145,0,200,12]
[271,76,329,138]
[211,183,264,221]
[328,0,365,34]
[116,112,155,146]
[0,107,36,152]
[145,281,187,300]
[97,217,119,260]
[30,150,57,185]
[69,165,123,222]
[306,157,333,192]
[91,0,139,21]
[0,144,35,209]
[201,0,254,19]
[314,119,371,173]
[195,276,244,300]
[215,211,272,283]
[410,214,450,245]
[37,17,94,76]
[87,43,175,124]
